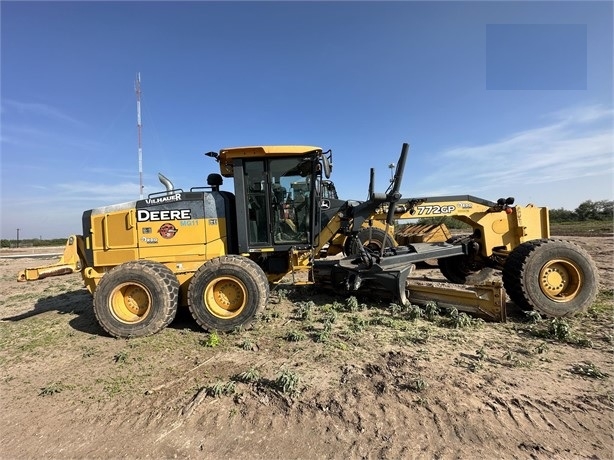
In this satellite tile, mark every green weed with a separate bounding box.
[276,369,300,395]
[315,330,330,343]
[295,301,314,321]
[407,377,428,392]
[234,368,261,384]
[524,310,542,323]
[99,376,133,396]
[447,308,473,329]
[348,316,368,333]
[207,381,236,398]
[405,304,423,321]
[285,330,307,342]
[113,350,129,364]
[201,331,220,348]
[389,303,402,316]
[239,339,255,351]
[424,301,440,321]
[39,382,66,397]
[549,318,571,341]
[570,362,609,379]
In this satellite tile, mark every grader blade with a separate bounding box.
[408,281,506,322]
[17,235,84,281]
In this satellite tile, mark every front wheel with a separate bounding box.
[438,235,483,284]
[502,239,599,317]
[93,260,179,338]
[188,255,269,332]
[344,227,392,256]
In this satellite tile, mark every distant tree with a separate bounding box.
[575,199,614,221]
[1,239,10,248]
[595,199,613,219]
[549,208,577,222]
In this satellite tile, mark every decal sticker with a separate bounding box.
[137,209,191,222]
[158,223,178,239]
[141,237,158,244]
[458,203,472,209]
[142,227,152,234]
[145,193,182,205]
[180,219,199,227]
[416,205,456,216]
[208,219,218,225]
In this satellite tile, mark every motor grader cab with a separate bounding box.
[18,142,599,339]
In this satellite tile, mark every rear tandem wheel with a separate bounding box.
[188,255,269,332]
[93,260,180,338]
[502,239,599,317]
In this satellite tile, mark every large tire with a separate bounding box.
[502,239,599,317]
[345,227,391,256]
[438,235,483,284]
[93,260,179,338]
[188,255,269,332]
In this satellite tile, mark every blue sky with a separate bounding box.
[1,1,612,239]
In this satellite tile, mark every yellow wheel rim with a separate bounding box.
[539,259,582,302]
[205,276,247,319]
[110,282,151,323]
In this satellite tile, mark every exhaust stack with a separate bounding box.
[158,173,174,195]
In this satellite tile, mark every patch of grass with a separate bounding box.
[99,376,134,396]
[523,318,593,348]
[550,220,613,236]
[314,329,330,343]
[502,350,531,368]
[259,312,274,323]
[587,290,614,318]
[39,381,67,397]
[395,328,430,345]
[348,316,368,333]
[475,345,487,361]
[534,342,549,355]
[113,350,129,364]
[207,381,236,398]
[570,362,609,379]
[285,330,307,342]
[81,346,98,358]
[406,377,428,392]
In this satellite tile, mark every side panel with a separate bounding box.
[136,192,206,260]
[83,191,235,269]
[89,210,139,267]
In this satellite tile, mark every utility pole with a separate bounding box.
[135,73,144,199]
[16,228,20,248]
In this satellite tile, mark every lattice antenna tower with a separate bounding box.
[135,72,144,199]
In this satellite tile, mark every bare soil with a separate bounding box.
[1,235,612,459]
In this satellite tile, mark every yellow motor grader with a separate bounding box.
[18,143,598,338]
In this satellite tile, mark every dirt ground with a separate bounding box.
[1,235,612,459]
